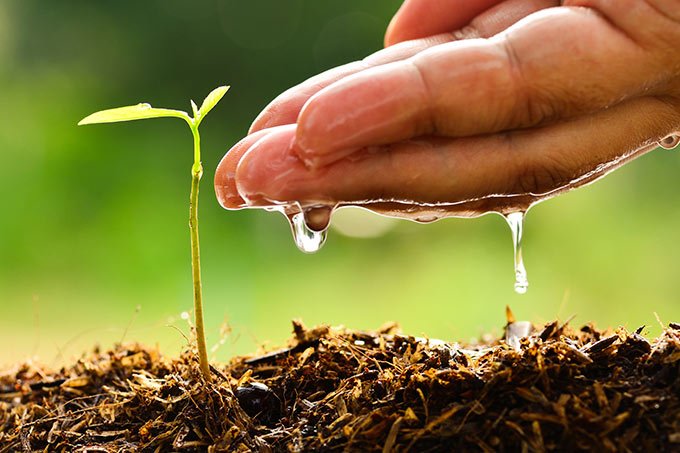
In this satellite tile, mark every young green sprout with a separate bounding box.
[78,86,230,382]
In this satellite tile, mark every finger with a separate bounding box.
[250,0,559,135]
[385,0,503,46]
[463,0,561,38]
[248,34,454,134]
[236,96,680,210]
[295,7,657,168]
[215,127,284,209]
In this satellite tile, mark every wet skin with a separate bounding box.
[215,0,680,219]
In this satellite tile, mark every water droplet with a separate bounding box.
[286,210,329,254]
[659,134,680,150]
[414,215,440,224]
[238,127,671,292]
[304,206,333,231]
[504,212,528,295]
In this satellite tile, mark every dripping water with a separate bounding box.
[504,211,528,295]
[249,134,677,292]
[659,134,680,150]
[278,202,534,293]
[281,205,332,254]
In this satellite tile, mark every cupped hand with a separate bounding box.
[216,0,680,217]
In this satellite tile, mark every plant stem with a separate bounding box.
[189,125,211,382]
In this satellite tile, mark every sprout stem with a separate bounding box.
[78,87,231,383]
[189,125,211,382]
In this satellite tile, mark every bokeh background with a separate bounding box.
[2,0,679,367]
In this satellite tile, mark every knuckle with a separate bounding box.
[500,38,559,128]
[652,95,680,123]
[408,59,438,136]
[643,0,680,23]
[512,155,573,195]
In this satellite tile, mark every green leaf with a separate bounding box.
[198,86,229,119]
[78,103,190,126]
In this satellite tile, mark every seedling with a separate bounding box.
[78,86,230,382]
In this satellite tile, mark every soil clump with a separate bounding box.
[2,316,679,451]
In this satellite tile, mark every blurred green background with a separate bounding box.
[1,1,679,367]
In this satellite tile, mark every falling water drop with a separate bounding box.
[414,215,440,224]
[284,208,330,254]
[659,134,680,150]
[504,211,528,295]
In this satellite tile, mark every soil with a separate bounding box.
[1,312,679,452]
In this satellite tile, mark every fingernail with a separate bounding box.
[236,126,303,206]
[216,128,295,209]
[215,136,265,210]
[215,169,247,209]
[294,115,359,169]
[293,139,359,170]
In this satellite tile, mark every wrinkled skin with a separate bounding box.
[215,0,680,219]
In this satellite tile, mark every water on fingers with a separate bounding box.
[242,137,675,293]
[278,204,332,254]
[659,134,680,150]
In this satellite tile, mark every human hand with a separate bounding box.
[216,0,680,220]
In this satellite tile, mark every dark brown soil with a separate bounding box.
[1,314,679,452]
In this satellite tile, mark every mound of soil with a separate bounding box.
[1,315,679,452]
